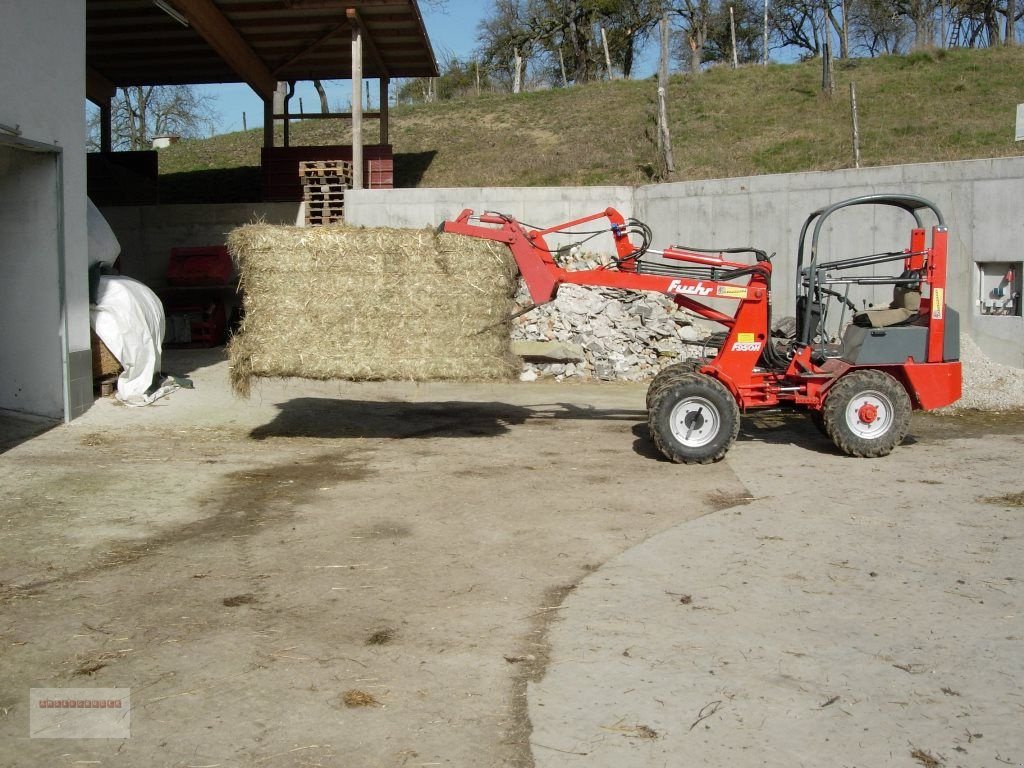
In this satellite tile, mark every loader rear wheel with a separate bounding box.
[809,410,827,435]
[822,369,911,458]
[648,374,740,464]
[645,359,706,410]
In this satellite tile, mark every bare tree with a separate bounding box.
[769,0,825,56]
[850,0,912,53]
[604,0,661,78]
[89,85,216,151]
[672,0,715,72]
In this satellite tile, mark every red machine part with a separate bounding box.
[441,205,961,461]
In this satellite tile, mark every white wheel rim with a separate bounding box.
[669,396,721,448]
[844,389,894,439]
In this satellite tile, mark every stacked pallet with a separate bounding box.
[299,160,354,226]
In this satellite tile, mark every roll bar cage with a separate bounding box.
[795,194,947,347]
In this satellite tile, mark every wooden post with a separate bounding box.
[475,60,481,95]
[658,14,675,174]
[729,6,739,69]
[273,81,288,136]
[352,19,364,191]
[379,77,390,145]
[601,27,613,78]
[850,81,861,168]
[841,0,849,57]
[821,38,834,95]
[99,99,112,152]
[242,111,247,132]
[763,0,769,66]
[263,98,273,148]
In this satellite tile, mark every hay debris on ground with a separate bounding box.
[227,224,520,396]
[341,689,381,708]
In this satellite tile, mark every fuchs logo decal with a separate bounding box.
[667,279,713,297]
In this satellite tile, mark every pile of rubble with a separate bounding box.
[510,255,709,381]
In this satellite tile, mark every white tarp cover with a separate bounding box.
[91,276,165,401]
[87,198,120,267]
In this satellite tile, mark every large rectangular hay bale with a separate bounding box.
[227,224,519,396]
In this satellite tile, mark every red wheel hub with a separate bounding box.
[857,402,879,424]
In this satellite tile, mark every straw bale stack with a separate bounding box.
[227,224,519,396]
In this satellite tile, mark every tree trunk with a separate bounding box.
[688,27,706,74]
[985,3,1002,45]
[1006,0,1018,44]
[622,29,636,78]
[313,79,329,113]
[513,47,522,93]
[827,3,849,57]
[566,0,593,82]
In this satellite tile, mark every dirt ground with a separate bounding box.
[0,349,1021,768]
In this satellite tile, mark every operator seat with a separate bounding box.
[852,272,923,328]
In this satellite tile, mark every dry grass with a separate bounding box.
[227,225,519,395]
[159,47,1024,199]
[365,628,395,646]
[982,490,1024,507]
[911,747,943,767]
[341,689,381,708]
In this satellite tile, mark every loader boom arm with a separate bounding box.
[442,208,769,330]
[441,207,777,395]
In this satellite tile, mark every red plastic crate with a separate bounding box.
[167,246,232,287]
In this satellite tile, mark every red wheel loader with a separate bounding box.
[441,194,962,463]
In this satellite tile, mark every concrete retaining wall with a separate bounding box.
[344,186,634,255]
[347,157,1024,368]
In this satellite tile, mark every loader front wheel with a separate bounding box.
[822,369,911,458]
[648,374,740,464]
[645,359,706,410]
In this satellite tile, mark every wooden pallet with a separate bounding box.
[306,212,345,226]
[299,160,353,183]
[300,160,353,226]
[303,183,347,202]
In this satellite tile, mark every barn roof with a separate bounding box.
[86,0,438,99]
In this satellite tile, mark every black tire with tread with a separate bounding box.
[822,369,912,458]
[648,373,740,464]
[645,359,706,410]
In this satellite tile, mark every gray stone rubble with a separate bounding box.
[510,256,708,381]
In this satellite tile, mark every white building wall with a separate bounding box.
[0,0,90,419]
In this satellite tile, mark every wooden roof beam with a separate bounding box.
[272,17,349,76]
[346,7,388,78]
[86,66,116,105]
[163,0,276,99]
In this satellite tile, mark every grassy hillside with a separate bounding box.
[158,46,1024,200]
